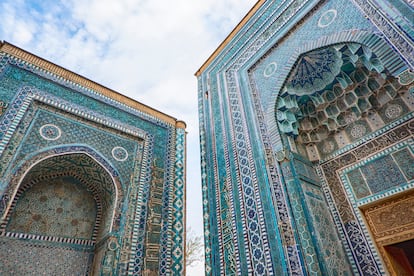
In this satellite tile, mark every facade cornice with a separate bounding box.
[195,0,266,77]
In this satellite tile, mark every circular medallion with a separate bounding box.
[39,124,61,141]
[318,9,337,28]
[263,62,277,77]
[107,238,119,251]
[350,124,366,139]
[385,104,402,119]
[111,146,128,162]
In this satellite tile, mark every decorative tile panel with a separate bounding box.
[0,237,93,275]
[346,169,370,199]
[0,43,185,275]
[170,128,186,275]
[198,0,412,275]
[361,155,406,193]
[392,147,414,180]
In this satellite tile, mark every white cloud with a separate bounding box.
[0,0,256,271]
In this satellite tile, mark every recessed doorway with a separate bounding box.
[385,239,414,276]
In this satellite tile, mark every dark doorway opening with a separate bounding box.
[385,239,414,276]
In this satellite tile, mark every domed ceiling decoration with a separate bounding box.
[3,153,117,242]
[277,43,412,159]
[285,46,343,96]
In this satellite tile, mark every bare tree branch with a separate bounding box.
[186,227,204,267]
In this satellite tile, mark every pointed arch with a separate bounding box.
[266,30,410,152]
[0,144,123,240]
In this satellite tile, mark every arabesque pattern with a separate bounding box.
[197,0,413,275]
[0,42,185,275]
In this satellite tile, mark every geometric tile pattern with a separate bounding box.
[302,181,353,276]
[157,128,175,276]
[281,155,352,275]
[0,43,186,275]
[6,176,97,240]
[225,69,274,275]
[130,133,155,276]
[2,151,122,244]
[248,75,298,275]
[197,0,413,275]
[320,118,414,275]
[170,127,186,275]
[0,237,93,275]
[282,173,322,275]
[197,78,214,275]
[361,155,407,193]
[16,107,138,186]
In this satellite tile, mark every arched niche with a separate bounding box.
[274,41,414,275]
[0,151,120,275]
[276,42,413,161]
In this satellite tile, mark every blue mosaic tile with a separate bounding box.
[197,0,413,274]
[0,45,185,274]
[346,169,371,199]
[361,155,406,194]
[392,147,414,180]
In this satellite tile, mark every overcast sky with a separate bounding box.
[0,0,256,273]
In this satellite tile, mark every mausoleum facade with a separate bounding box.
[0,42,186,275]
[197,0,413,275]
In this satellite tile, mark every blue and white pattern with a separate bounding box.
[0,44,185,275]
[198,0,414,275]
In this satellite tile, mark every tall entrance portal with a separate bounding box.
[196,0,413,274]
[276,41,414,275]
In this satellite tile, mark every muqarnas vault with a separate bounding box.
[197,0,413,275]
[0,42,186,275]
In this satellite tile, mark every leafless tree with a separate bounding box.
[186,227,204,267]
